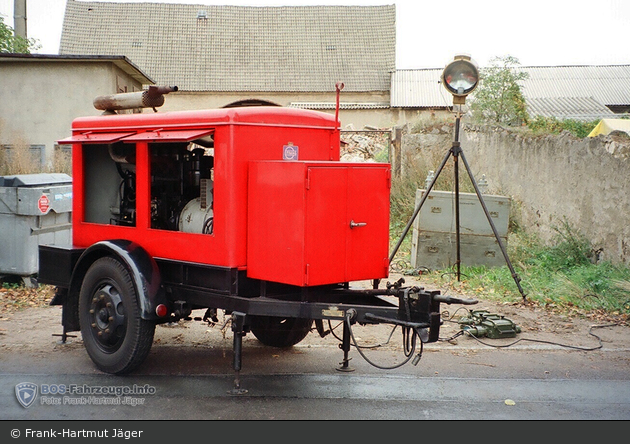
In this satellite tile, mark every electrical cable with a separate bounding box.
[438,330,465,342]
[388,259,431,277]
[441,269,469,280]
[459,323,618,351]
[342,313,423,370]
[440,306,620,351]
[326,291,619,366]
[327,320,396,349]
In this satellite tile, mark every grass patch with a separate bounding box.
[394,220,630,322]
[526,116,599,139]
[0,140,71,176]
[389,144,630,322]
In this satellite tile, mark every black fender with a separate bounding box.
[68,240,166,323]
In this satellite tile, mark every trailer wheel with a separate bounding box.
[249,316,313,348]
[79,257,155,374]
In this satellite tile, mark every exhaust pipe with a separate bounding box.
[93,85,178,113]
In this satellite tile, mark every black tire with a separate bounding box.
[79,257,155,374]
[249,316,313,348]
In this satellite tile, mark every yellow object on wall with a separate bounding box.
[588,118,630,137]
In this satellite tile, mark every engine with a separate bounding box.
[150,144,214,234]
[111,141,214,234]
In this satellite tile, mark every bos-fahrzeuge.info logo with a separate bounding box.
[15,382,38,408]
[14,382,156,408]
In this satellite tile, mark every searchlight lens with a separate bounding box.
[441,56,479,101]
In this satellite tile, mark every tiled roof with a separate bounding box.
[59,0,396,93]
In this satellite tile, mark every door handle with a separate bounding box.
[350,220,367,229]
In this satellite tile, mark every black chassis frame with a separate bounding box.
[39,242,471,384]
[39,244,443,333]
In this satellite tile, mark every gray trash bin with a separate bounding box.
[0,173,72,286]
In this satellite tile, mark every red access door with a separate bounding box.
[345,166,391,280]
[303,166,347,285]
[247,161,390,287]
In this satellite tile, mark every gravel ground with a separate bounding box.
[1,272,628,370]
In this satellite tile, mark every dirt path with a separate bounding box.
[1,273,628,360]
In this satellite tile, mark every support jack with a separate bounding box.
[228,312,248,395]
[52,327,77,345]
[336,311,356,372]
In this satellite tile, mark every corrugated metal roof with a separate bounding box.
[522,65,630,106]
[289,102,389,110]
[59,0,396,93]
[390,69,447,108]
[526,96,616,121]
[391,65,630,120]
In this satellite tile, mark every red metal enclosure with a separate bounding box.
[247,161,391,286]
[41,100,468,379]
[58,106,391,285]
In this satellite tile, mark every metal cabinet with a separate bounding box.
[247,161,390,286]
[411,189,510,270]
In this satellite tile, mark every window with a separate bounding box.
[1,144,45,171]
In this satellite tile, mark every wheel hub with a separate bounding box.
[89,284,126,350]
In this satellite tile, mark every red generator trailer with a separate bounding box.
[38,86,475,388]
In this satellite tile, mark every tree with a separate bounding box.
[0,15,40,54]
[469,55,529,126]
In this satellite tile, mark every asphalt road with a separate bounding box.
[1,303,629,421]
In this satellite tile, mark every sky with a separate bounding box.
[1,0,629,69]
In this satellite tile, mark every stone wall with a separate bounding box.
[340,130,391,162]
[402,125,630,264]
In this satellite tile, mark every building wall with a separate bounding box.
[1,61,449,170]
[389,108,452,128]
[460,127,630,265]
[0,61,145,167]
[161,90,397,130]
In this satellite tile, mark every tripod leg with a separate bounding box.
[458,150,527,301]
[389,147,453,263]
[453,145,461,281]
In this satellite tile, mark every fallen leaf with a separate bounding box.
[505,399,516,406]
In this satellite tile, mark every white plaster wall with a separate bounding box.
[0,61,145,166]
[160,90,397,130]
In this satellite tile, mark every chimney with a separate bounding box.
[13,0,27,39]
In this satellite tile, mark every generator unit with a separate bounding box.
[38,86,476,388]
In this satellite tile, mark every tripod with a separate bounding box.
[390,110,527,301]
